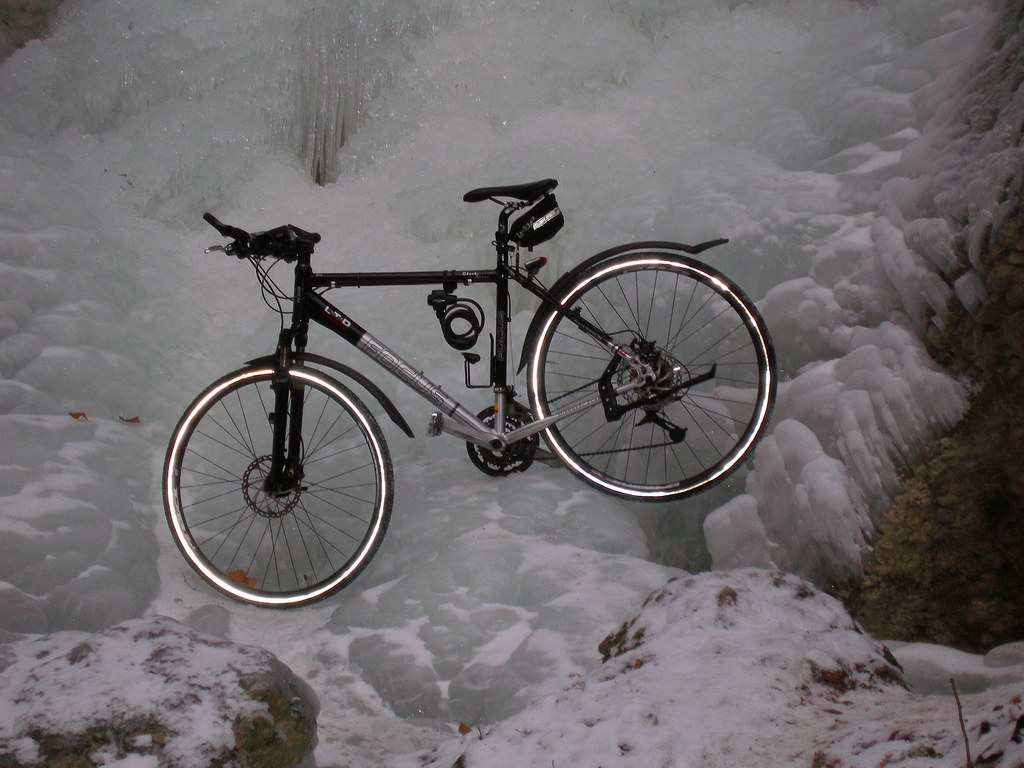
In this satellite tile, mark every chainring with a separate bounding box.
[466,402,539,476]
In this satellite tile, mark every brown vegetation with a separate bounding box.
[850,201,1024,652]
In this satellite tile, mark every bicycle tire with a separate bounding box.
[163,365,393,606]
[528,248,775,501]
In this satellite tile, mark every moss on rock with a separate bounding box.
[851,197,1024,653]
[852,386,1024,651]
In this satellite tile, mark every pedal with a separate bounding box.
[427,412,443,437]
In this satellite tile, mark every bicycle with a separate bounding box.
[163,178,776,607]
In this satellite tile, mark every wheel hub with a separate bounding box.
[617,341,688,409]
[243,456,300,518]
[641,350,688,405]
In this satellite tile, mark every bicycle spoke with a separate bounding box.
[192,504,250,547]
[166,367,391,605]
[182,484,252,513]
[298,488,373,529]
[191,425,257,464]
[532,253,774,499]
[294,503,358,553]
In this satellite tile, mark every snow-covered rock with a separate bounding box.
[394,570,1024,768]
[0,615,319,768]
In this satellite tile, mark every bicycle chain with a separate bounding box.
[547,377,688,457]
[578,439,681,457]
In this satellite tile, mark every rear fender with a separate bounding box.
[517,238,728,374]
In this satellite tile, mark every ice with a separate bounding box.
[702,494,775,570]
[705,317,965,577]
[0,0,1018,763]
[735,419,872,579]
[321,463,673,724]
[291,0,456,184]
[889,640,1024,696]
[955,269,988,314]
[0,415,158,633]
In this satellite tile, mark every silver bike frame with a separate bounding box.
[352,325,643,451]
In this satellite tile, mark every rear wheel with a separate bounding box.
[528,249,775,501]
[163,365,392,606]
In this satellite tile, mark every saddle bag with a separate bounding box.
[509,194,563,249]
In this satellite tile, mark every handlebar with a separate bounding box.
[203,212,321,262]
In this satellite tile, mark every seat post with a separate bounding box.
[491,204,516,408]
[495,205,513,266]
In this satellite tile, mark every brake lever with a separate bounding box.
[204,243,249,259]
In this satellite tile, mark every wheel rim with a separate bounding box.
[165,368,389,605]
[530,256,774,499]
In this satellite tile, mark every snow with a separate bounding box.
[389,570,1024,768]
[0,0,1021,765]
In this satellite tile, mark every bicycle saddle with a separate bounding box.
[463,178,558,203]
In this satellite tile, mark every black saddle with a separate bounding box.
[463,178,558,203]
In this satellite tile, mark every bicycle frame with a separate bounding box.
[260,205,638,495]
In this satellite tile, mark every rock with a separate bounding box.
[1004,309,1024,357]
[981,261,1021,297]
[597,570,905,694]
[855,329,1024,652]
[0,0,65,60]
[425,571,977,768]
[862,178,1024,653]
[0,615,318,767]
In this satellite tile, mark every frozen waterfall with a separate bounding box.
[0,0,1018,763]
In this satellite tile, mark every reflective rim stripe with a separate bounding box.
[529,256,773,499]
[165,367,389,606]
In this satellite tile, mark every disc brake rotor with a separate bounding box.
[242,456,300,518]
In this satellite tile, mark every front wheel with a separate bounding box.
[163,365,393,606]
[529,249,776,501]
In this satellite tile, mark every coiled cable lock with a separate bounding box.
[427,289,485,351]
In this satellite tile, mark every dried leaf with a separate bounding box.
[227,569,257,588]
[457,723,472,736]
[68,412,88,420]
[118,415,141,424]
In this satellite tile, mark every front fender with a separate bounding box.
[246,353,415,438]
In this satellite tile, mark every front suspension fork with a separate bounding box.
[263,337,306,497]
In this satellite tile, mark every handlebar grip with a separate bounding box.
[203,212,251,244]
[203,213,319,261]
